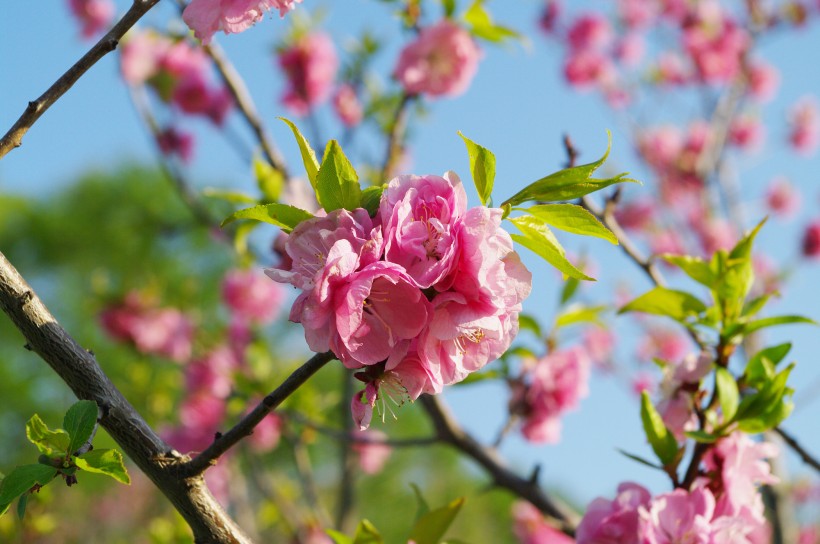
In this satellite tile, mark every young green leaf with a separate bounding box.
[0,464,58,504]
[361,185,384,216]
[524,204,617,244]
[619,287,707,322]
[326,530,354,544]
[279,117,320,190]
[253,155,285,202]
[726,315,817,340]
[683,430,719,444]
[554,305,607,328]
[63,400,98,457]
[221,203,313,232]
[408,497,465,544]
[202,188,257,204]
[25,414,70,456]
[560,275,581,304]
[442,0,456,17]
[715,367,739,422]
[745,343,790,388]
[659,255,715,287]
[16,493,28,520]
[616,449,663,470]
[509,216,593,280]
[640,392,679,466]
[463,0,521,42]
[315,140,362,212]
[410,483,431,522]
[351,520,384,544]
[458,132,495,206]
[74,449,130,485]
[517,314,543,337]
[501,132,638,207]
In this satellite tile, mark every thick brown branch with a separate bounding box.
[0,251,251,543]
[420,395,579,534]
[180,351,336,476]
[0,0,161,160]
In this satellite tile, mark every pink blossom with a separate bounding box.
[657,390,697,441]
[351,430,392,474]
[517,348,590,444]
[120,31,172,86]
[379,172,467,288]
[69,0,115,39]
[567,13,613,51]
[617,0,657,29]
[682,9,749,84]
[183,0,302,44]
[639,126,683,171]
[581,326,615,368]
[697,218,736,256]
[765,177,800,218]
[172,75,233,125]
[394,20,481,98]
[164,394,226,453]
[563,50,616,89]
[649,230,686,259]
[333,84,363,127]
[728,116,765,152]
[747,61,779,102]
[638,327,690,363]
[613,198,655,232]
[156,127,194,163]
[638,487,716,543]
[803,220,820,258]
[577,482,651,544]
[614,34,645,67]
[99,293,194,363]
[278,32,339,115]
[631,372,655,396]
[249,413,282,452]
[671,352,713,385]
[539,1,562,34]
[185,346,239,399]
[788,97,820,155]
[799,527,819,544]
[653,52,690,86]
[512,501,575,544]
[222,268,285,324]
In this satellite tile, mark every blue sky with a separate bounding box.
[3,1,820,510]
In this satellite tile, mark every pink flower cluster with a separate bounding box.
[278,32,339,116]
[512,501,574,544]
[509,347,590,444]
[267,172,531,429]
[183,0,302,44]
[100,291,194,363]
[68,0,115,39]
[788,97,820,156]
[573,434,778,543]
[394,20,481,98]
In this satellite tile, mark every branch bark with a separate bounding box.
[0,251,251,543]
[0,0,162,160]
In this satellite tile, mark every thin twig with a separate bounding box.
[774,427,820,474]
[0,0,162,159]
[180,351,336,476]
[380,93,415,181]
[420,395,579,534]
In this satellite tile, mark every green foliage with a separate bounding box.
[73,449,130,485]
[328,520,384,544]
[361,185,385,216]
[220,202,314,231]
[523,204,617,244]
[500,132,638,208]
[408,497,465,544]
[619,287,707,323]
[639,392,678,467]
[715,367,739,422]
[744,343,791,389]
[554,305,606,329]
[316,140,363,212]
[26,415,70,457]
[462,0,521,43]
[279,117,321,190]
[458,132,495,206]
[509,216,593,281]
[63,400,98,456]
[253,155,285,202]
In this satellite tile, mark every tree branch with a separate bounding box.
[0,0,162,160]
[420,395,579,534]
[180,351,336,476]
[0,251,251,543]
[774,426,820,474]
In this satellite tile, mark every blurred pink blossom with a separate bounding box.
[69,0,115,39]
[747,61,780,102]
[512,501,575,544]
[728,116,765,152]
[802,220,820,258]
[765,177,800,218]
[278,32,339,116]
[351,430,392,474]
[394,20,481,98]
[333,84,363,127]
[577,482,651,544]
[567,13,613,51]
[563,50,616,89]
[222,268,285,325]
[183,0,302,44]
[156,127,194,163]
[788,97,820,155]
[249,413,282,452]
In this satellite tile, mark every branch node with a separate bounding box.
[23,343,32,351]
[26,101,40,113]
[529,464,542,484]
[18,290,33,306]
[105,38,119,52]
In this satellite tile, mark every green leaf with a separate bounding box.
[75,449,130,485]
[560,275,581,305]
[619,287,706,322]
[361,185,384,216]
[315,140,362,212]
[742,294,772,318]
[509,216,593,281]
[0,465,58,504]
[410,483,431,521]
[463,0,521,42]
[735,364,793,423]
[442,0,456,17]
[253,155,285,202]
[63,400,98,456]
[16,493,28,520]
[727,315,817,340]
[221,203,313,232]
[279,117,320,190]
[616,449,663,470]
[26,414,70,456]
[660,255,715,287]
[640,392,679,466]
[524,204,617,244]
[326,530,354,544]
[555,304,606,328]
[0,502,9,518]
[501,132,638,208]
[684,430,719,443]
[202,188,257,204]
[517,314,542,337]
[458,132,495,206]
[715,367,739,422]
[351,520,383,544]
[408,497,465,544]
[745,343,790,388]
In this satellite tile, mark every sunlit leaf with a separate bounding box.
[458,132,495,206]
[63,400,98,456]
[315,140,362,212]
[221,203,313,232]
[525,204,617,244]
